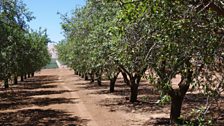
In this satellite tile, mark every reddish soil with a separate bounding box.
[0,68,223,126]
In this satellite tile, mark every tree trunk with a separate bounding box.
[75,71,78,75]
[21,75,24,82]
[90,73,94,83]
[14,76,18,84]
[28,74,30,78]
[31,73,34,77]
[109,72,119,93]
[84,73,88,80]
[96,72,102,86]
[4,79,9,88]
[121,72,130,86]
[97,76,102,86]
[24,74,27,79]
[130,83,138,102]
[169,67,192,124]
[130,76,141,102]
[81,73,84,78]
[170,92,185,124]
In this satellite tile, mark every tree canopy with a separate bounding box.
[57,0,224,124]
[0,0,50,88]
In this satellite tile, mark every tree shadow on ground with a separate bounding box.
[0,97,78,110]
[0,75,77,110]
[76,77,158,97]
[99,95,169,114]
[99,90,224,125]
[0,109,89,126]
[0,75,89,126]
[16,75,60,89]
[143,118,170,126]
[73,76,224,125]
[91,87,158,96]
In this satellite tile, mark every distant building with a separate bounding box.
[48,44,58,59]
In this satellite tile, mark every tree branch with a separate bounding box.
[115,60,132,77]
[196,0,224,16]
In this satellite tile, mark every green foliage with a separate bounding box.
[0,0,50,86]
[156,94,171,105]
[57,0,120,76]
[186,106,214,126]
[57,0,224,123]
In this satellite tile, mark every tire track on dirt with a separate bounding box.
[60,84,99,126]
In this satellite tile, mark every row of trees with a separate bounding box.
[0,0,50,88]
[57,0,224,124]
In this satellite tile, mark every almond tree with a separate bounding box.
[0,0,50,88]
[107,0,224,123]
[57,0,224,124]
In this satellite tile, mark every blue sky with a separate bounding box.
[23,0,86,43]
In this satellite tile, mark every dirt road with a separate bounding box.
[3,68,222,125]
[0,68,153,126]
[51,68,149,126]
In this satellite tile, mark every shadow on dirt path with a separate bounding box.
[0,75,89,126]
[0,109,88,126]
[74,75,224,125]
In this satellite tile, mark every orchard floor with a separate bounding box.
[0,68,223,126]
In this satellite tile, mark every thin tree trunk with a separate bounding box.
[21,75,24,82]
[96,72,102,86]
[130,76,141,102]
[109,72,119,93]
[90,73,94,83]
[84,73,88,80]
[81,73,85,78]
[24,74,27,79]
[31,73,34,77]
[14,76,18,84]
[97,75,102,86]
[28,74,30,78]
[118,65,147,103]
[121,72,130,86]
[4,79,9,88]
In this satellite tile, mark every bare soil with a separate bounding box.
[0,68,223,126]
